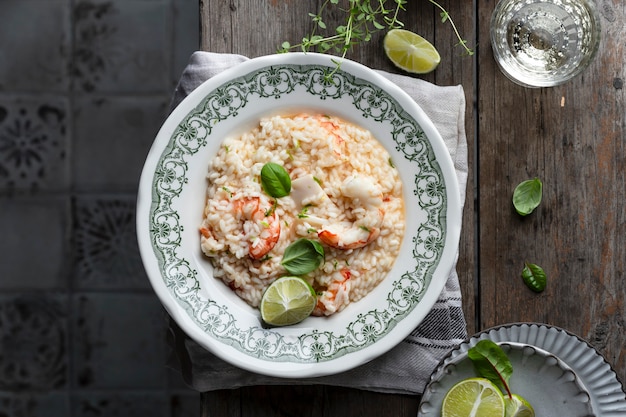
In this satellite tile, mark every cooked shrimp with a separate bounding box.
[199,195,280,260]
[313,268,352,316]
[318,175,385,250]
[231,196,281,260]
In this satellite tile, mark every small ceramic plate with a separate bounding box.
[136,53,462,378]
[418,323,626,417]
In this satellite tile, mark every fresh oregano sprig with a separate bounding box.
[279,0,474,72]
[279,0,407,59]
[429,0,474,56]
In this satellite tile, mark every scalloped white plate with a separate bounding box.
[136,53,462,378]
[418,323,626,417]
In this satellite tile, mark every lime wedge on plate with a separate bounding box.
[505,394,535,417]
[260,276,316,326]
[442,377,505,417]
[383,29,441,74]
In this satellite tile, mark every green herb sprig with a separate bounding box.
[279,0,474,73]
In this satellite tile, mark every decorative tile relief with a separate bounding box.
[72,293,168,389]
[0,0,200,409]
[0,96,69,192]
[0,196,70,290]
[0,0,70,92]
[72,0,170,93]
[73,195,148,290]
[0,294,68,391]
[72,96,168,192]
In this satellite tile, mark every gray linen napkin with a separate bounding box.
[166,51,469,395]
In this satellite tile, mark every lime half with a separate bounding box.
[442,377,505,417]
[383,29,441,74]
[505,394,535,417]
[260,276,316,326]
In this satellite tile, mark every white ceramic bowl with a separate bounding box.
[136,53,462,378]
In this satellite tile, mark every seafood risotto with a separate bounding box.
[199,113,405,316]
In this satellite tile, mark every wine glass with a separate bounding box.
[490,0,601,88]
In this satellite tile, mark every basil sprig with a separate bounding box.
[281,238,324,275]
[512,178,542,216]
[261,162,291,198]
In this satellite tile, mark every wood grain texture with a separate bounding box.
[477,0,625,380]
[198,0,625,415]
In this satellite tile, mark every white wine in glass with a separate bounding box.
[490,0,601,87]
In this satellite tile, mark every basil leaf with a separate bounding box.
[468,340,513,398]
[261,162,291,198]
[522,262,547,292]
[281,239,324,275]
[512,178,542,216]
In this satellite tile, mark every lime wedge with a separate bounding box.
[505,394,535,417]
[260,276,316,326]
[442,377,505,417]
[383,29,441,74]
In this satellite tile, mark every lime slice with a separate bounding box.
[442,377,505,417]
[383,29,441,74]
[260,276,316,326]
[505,394,535,417]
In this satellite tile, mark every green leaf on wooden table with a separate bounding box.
[512,178,542,216]
[467,340,514,399]
[522,262,547,292]
[261,162,291,198]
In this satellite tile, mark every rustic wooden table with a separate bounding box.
[198,1,625,415]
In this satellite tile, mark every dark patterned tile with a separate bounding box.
[0,0,199,411]
[72,392,168,417]
[72,293,168,389]
[0,0,71,93]
[0,196,70,289]
[72,95,168,192]
[0,95,69,192]
[73,195,148,290]
[0,392,70,417]
[0,294,69,391]
[71,0,170,93]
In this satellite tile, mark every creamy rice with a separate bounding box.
[200,113,405,316]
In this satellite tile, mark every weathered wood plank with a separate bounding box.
[477,0,625,381]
